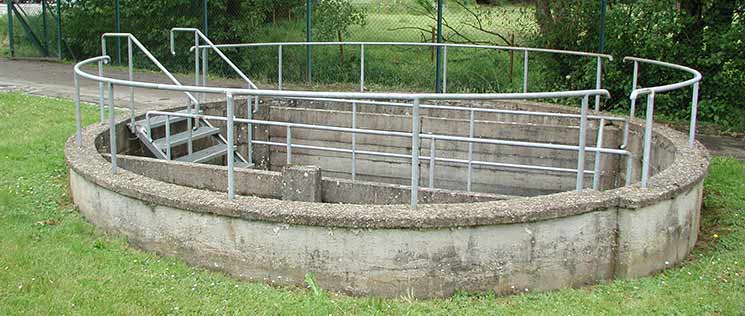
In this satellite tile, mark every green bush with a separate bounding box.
[532,0,745,131]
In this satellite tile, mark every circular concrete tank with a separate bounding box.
[66,96,708,298]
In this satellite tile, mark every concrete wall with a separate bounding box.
[109,153,510,205]
[67,100,707,298]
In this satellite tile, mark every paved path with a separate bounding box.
[1,57,743,159]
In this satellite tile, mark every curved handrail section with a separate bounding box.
[622,56,702,187]
[625,56,702,100]
[191,41,614,61]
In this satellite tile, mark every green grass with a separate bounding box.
[1,91,744,315]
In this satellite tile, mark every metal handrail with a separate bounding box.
[73,38,702,208]
[622,56,702,188]
[191,41,614,60]
[170,28,258,90]
[74,52,616,208]
[101,33,200,106]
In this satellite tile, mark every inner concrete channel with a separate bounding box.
[102,98,638,204]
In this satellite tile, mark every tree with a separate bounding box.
[312,0,366,63]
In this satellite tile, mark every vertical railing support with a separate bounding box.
[278,45,283,90]
[351,102,357,181]
[286,126,293,165]
[594,57,602,111]
[98,60,106,123]
[522,50,529,93]
[410,98,421,208]
[442,46,447,93]
[466,109,475,192]
[641,92,655,188]
[165,115,171,160]
[429,137,436,189]
[592,118,605,190]
[688,82,700,147]
[622,61,639,149]
[576,96,589,191]
[127,37,135,127]
[360,44,365,92]
[108,83,117,174]
[74,73,82,145]
[227,93,236,200]
[247,96,254,165]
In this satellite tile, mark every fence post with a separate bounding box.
[306,0,312,83]
[42,0,48,53]
[115,0,121,64]
[594,56,602,110]
[466,109,475,192]
[7,0,14,57]
[434,0,443,93]
[410,98,421,208]
[55,0,61,59]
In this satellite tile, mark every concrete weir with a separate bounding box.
[65,99,709,298]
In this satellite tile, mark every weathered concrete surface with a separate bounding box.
[108,153,510,204]
[281,165,323,202]
[70,168,617,297]
[65,104,708,297]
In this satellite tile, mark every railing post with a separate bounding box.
[165,115,171,160]
[247,96,254,165]
[576,95,589,191]
[74,73,82,145]
[194,34,200,102]
[442,46,447,93]
[688,82,700,147]
[594,56,602,111]
[278,45,283,90]
[227,93,235,200]
[429,136,436,189]
[410,98,421,208]
[592,118,605,190]
[641,92,655,188]
[128,37,135,128]
[286,126,293,165]
[98,60,105,124]
[522,50,529,93]
[351,101,357,181]
[466,109,475,192]
[202,47,208,98]
[360,44,365,92]
[108,83,117,175]
[622,61,639,149]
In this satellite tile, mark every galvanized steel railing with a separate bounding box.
[72,32,702,208]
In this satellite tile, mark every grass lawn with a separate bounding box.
[0,92,744,315]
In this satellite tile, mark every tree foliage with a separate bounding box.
[533,0,745,130]
[311,0,366,62]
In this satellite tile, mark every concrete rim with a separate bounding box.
[65,106,709,229]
